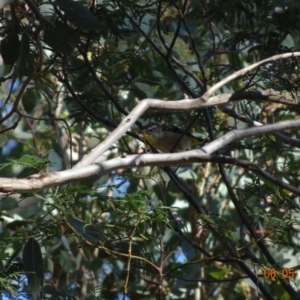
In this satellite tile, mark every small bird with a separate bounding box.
[140,123,205,153]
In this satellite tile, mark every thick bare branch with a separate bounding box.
[205,52,300,98]
[3,116,300,193]
[74,88,299,169]
[221,106,300,147]
[1,152,299,194]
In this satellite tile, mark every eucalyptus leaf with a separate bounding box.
[55,0,105,30]
[43,26,73,55]
[0,33,20,65]
[17,32,30,79]
[52,21,81,45]
[22,238,44,294]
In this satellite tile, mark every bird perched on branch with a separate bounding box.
[140,123,206,153]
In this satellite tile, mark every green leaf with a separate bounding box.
[17,32,30,79]
[209,267,228,279]
[0,33,20,65]
[22,238,44,293]
[0,196,18,210]
[66,216,103,246]
[22,88,40,113]
[280,114,294,121]
[52,21,81,45]
[7,155,50,172]
[43,26,73,55]
[55,0,105,30]
[176,167,197,180]
[0,252,9,260]
[180,239,196,261]
[59,250,77,272]
[6,220,33,231]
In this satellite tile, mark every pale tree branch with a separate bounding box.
[220,106,300,147]
[205,52,300,98]
[2,53,300,194]
[202,118,300,154]
[74,51,300,169]
[1,153,299,194]
[73,52,300,168]
[2,117,300,193]
[74,88,297,169]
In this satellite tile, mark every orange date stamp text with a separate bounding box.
[263,268,295,279]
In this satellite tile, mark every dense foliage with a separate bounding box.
[1,0,300,299]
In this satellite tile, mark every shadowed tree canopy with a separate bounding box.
[1,0,300,299]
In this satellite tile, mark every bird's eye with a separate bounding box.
[148,126,155,132]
